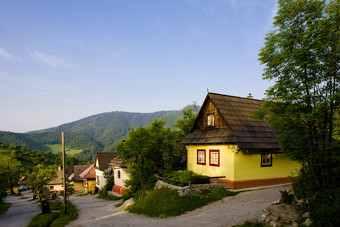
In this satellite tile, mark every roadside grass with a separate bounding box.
[76,192,89,197]
[51,201,78,227]
[127,186,237,217]
[27,201,78,227]
[27,212,59,227]
[0,202,11,214]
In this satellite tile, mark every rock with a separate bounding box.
[303,218,312,226]
[272,199,281,205]
[269,220,279,227]
[292,222,299,227]
[257,211,266,222]
[121,198,135,210]
[302,212,310,218]
[296,199,304,205]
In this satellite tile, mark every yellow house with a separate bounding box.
[182,93,301,189]
[47,169,64,193]
[79,164,96,193]
[67,164,92,192]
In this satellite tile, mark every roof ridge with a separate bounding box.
[208,92,263,102]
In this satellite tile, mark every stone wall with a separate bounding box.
[155,180,222,197]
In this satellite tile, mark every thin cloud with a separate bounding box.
[0,47,21,61]
[31,50,75,68]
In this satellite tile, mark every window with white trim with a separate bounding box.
[209,150,220,167]
[207,114,215,127]
[261,152,272,167]
[197,149,206,165]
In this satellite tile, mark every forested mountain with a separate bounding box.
[0,107,194,158]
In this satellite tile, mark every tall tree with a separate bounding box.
[117,109,198,195]
[0,154,22,194]
[258,0,339,190]
[175,107,198,136]
[28,164,57,200]
[117,119,176,195]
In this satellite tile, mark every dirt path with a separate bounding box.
[67,184,290,227]
[0,191,40,227]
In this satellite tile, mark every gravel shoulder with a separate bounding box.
[0,191,40,227]
[67,184,290,227]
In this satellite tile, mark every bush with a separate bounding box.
[28,201,78,227]
[122,189,133,201]
[292,171,340,226]
[127,186,236,217]
[280,190,294,204]
[0,202,11,215]
[308,188,340,227]
[99,177,114,196]
[163,170,210,187]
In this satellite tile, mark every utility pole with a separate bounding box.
[62,132,67,214]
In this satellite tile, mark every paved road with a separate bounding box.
[67,184,290,227]
[0,191,40,227]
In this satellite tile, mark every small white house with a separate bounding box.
[94,153,118,190]
[110,157,129,195]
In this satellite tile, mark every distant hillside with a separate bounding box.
[0,106,198,156]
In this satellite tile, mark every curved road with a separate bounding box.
[67,184,290,227]
[0,191,40,227]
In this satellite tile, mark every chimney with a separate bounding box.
[247,93,253,99]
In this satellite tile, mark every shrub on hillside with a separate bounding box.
[163,170,210,187]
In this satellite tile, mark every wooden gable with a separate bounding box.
[193,98,228,130]
[182,93,279,150]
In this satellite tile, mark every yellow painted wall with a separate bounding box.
[12,186,18,193]
[187,145,235,180]
[187,145,301,182]
[49,184,63,192]
[234,151,301,181]
[87,180,96,193]
[72,181,84,192]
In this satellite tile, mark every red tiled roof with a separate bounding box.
[79,164,96,179]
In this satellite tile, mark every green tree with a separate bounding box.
[28,164,57,200]
[173,107,198,169]
[0,154,22,194]
[117,119,177,195]
[117,109,198,196]
[258,0,339,190]
[175,107,198,136]
[257,0,339,225]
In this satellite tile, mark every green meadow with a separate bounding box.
[46,144,83,156]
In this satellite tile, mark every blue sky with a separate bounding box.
[0,0,277,133]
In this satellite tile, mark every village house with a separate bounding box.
[67,164,92,192]
[181,92,301,189]
[79,164,96,193]
[47,167,64,193]
[95,152,118,190]
[110,157,128,196]
[47,164,92,193]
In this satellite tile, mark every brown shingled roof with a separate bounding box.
[48,170,63,185]
[181,93,279,150]
[68,164,92,182]
[95,153,118,171]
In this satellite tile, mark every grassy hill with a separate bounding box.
[0,106,197,159]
